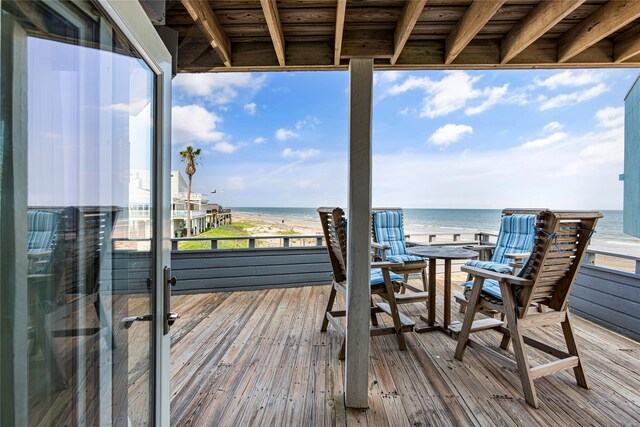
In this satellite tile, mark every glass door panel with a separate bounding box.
[1,1,160,425]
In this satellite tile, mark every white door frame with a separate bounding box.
[97,2,172,425]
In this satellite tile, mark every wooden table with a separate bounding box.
[406,246,478,333]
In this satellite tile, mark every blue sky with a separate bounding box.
[171,68,635,210]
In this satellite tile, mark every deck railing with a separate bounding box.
[171,234,324,250]
[168,231,498,251]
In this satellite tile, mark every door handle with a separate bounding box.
[167,311,180,327]
[163,266,179,335]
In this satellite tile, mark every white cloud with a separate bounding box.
[171,105,225,145]
[465,84,509,115]
[543,121,563,132]
[595,106,624,128]
[428,124,473,146]
[282,148,320,160]
[539,83,608,111]
[253,136,267,144]
[385,71,522,118]
[295,115,321,130]
[244,102,257,115]
[275,128,299,141]
[213,142,238,153]
[534,70,602,90]
[173,73,266,104]
[517,132,568,150]
[375,70,402,85]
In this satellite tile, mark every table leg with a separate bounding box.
[444,259,452,329]
[427,257,437,326]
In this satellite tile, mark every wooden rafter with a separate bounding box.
[180,0,231,67]
[260,0,286,66]
[615,24,640,63]
[334,0,347,65]
[445,0,506,65]
[558,0,640,63]
[501,0,585,64]
[391,0,427,65]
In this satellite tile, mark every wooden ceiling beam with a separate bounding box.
[501,0,585,64]
[558,0,640,63]
[334,0,347,65]
[391,0,428,65]
[614,24,640,62]
[445,0,506,65]
[180,0,231,67]
[260,0,286,66]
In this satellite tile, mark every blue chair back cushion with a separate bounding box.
[373,211,408,257]
[461,213,536,299]
[27,210,59,274]
[490,214,536,265]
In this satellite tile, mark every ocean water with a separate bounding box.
[231,207,640,256]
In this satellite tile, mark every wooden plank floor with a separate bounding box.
[169,276,640,426]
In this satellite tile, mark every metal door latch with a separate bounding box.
[167,311,180,327]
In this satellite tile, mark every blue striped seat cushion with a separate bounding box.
[370,269,404,286]
[461,279,502,300]
[373,211,409,258]
[491,214,536,265]
[387,254,423,263]
[465,260,512,274]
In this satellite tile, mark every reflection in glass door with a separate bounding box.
[0,1,161,425]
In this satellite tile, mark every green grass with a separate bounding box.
[178,222,253,250]
[177,221,301,250]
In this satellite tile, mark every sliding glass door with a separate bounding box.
[0,1,172,425]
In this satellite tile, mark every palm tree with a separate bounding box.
[179,146,202,238]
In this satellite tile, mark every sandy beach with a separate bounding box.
[233,211,639,273]
[233,212,322,236]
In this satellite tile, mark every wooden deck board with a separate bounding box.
[169,276,640,426]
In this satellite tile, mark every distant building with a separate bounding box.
[125,170,232,239]
[624,77,640,238]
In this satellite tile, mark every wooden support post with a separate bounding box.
[345,58,373,409]
[249,238,255,248]
[316,237,323,247]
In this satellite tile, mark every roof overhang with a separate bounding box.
[164,0,640,73]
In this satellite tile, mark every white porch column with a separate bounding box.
[345,57,373,409]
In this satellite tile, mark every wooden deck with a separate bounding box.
[169,276,640,426]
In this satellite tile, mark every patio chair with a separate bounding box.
[455,209,543,314]
[318,207,428,358]
[371,209,428,294]
[27,209,68,387]
[452,210,602,408]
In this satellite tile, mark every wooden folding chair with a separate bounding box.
[318,207,428,359]
[455,208,545,315]
[453,210,602,408]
